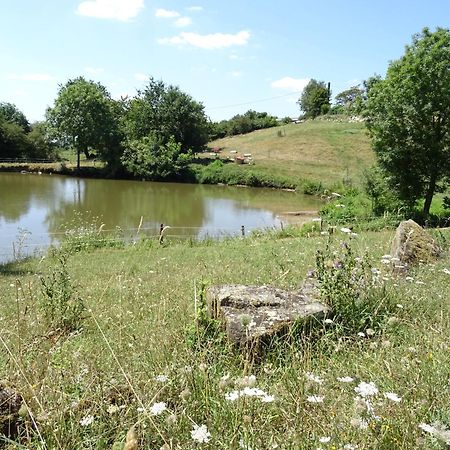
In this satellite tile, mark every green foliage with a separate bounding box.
[366,27,450,218]
[124,77,209,152]
[46,77,122,168]
[298,79,331,119]
[316,242,396,335]
[0,102,30,132]
[121,134,193,180]
[0,120,32,158]
[335,85,365,115]
[210,110,279,139]
[27,121,59,159]
[39,253,85,333]
[186,281,224,349]
[190,160,297,189]
[320,190,372,225]
[364,165,405,215]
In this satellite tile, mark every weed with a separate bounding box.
[315,241,396,335]
[39,252,85,333]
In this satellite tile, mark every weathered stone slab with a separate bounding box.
[0,385,22,439]
[391,219,441,266]
[206,284,329,345]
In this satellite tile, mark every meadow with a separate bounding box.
[1,225,449,449]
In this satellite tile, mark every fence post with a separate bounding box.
[159,223,164,244]
[241,225,245,237]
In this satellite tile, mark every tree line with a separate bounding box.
[1,26,449,219]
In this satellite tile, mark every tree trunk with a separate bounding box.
[422,173,437,220]
[77,148,80,171]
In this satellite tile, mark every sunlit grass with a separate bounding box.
[0,227,449,448]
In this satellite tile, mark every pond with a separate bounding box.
[0,173,323,263]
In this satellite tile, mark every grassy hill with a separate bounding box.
[207,119,374,188]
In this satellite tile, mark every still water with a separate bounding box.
[0,172,322,263]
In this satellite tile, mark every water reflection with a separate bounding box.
[0,173,322,262]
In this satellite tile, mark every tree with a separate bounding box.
[124,77,209,152]
[0,119,32,158]
[0,102,30,132]
[335,85,364,114]
[46,77,120,170]
[366,27,450,218]
[121,134,192,180]
[298,79,330,118]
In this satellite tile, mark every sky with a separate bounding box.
[1,0,449,123]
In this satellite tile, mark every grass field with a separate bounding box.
[208,120,373,188]
[1,227,449,449]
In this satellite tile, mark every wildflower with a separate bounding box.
[236,375,257,388]
[415,280,425,285]
[166,413,177,425]
[180,388,191,401]
[324,318,334,324]
[343,445,358,449]
[350,417,368,429]
[241,387,266,397]
[155,374,169,383]
[419,422,435,434]
[261,394,275,403]
[199,362,208,372]
[405,276,414,282]
[354,381,378,397]
[306,372,324,384]
[319,436,331,443]
[79,414,94,426]
[150,402,167,416]
[306,395,324,403]
[357,332,365,337]
[340,227,352,234]
[191,424,211,444]
[225,390,240,401]
[384,392,401,402]
[443,268,450,275]
[396,304,404,309]
[366,328,375,337]
[337,376,354,383]
[107,404,120,415]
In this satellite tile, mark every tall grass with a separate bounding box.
[0,227,449,448]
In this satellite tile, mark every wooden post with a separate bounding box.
[159,223,164,244]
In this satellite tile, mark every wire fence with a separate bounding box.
[0,222,274,264]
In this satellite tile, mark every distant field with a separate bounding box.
[209,120,374,187]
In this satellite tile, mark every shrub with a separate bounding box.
[315,241,396,336]
[39,253,85,333]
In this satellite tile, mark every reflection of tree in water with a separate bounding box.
[45,178,208,238]
[0,173,68,222]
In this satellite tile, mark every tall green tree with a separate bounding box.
[335,85,364,114]
[46,77,121,170]
[124,77,209,152]
[366,27,450,218]
[298,79,330,118]
[0,102,30,132]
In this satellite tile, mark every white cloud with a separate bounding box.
[271,76,310,92]
[174,16,192,27]
[8,73,56,82]
[134,73,148,81]
[84,66,104,75]
[155,8,180,18]
[187,6,203,11]
[77,0,144,21]
[158,30,250,49]
[230,71,242,78]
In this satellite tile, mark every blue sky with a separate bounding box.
[1,0,449,122]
